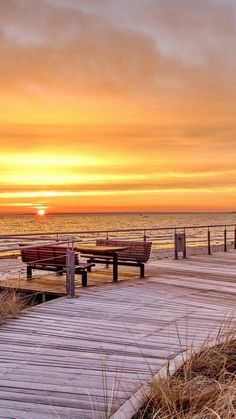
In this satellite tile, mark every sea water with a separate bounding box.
[0,212,235,240]
[0,212,235,235]
[0,212,235,257]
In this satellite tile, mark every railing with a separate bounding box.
[0,223,236,256]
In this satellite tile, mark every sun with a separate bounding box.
[37,209,46,216]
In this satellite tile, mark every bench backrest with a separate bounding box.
[96,239,152,263]
[20,245,79,267]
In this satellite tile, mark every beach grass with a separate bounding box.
[135,330,236,418]
[0,289,27,324]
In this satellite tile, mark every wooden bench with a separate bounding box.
[85,240,152,278]
[20,245,94,287]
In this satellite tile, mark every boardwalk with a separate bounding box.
[0,251,236,418]
[0,265,140,296]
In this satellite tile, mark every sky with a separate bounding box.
[0,0,236,213]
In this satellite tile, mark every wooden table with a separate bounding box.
[75,245,128,282]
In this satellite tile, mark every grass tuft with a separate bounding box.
[135,332,236,418]
[0,289,26,324]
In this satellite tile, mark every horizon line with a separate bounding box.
[0,211,235,216]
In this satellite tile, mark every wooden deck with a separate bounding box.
[0,266,140,296]
[0,251,236,418]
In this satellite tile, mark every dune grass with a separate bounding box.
[0,289,27,324]
[135,331,236,418]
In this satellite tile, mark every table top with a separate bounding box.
[75,245,129,255]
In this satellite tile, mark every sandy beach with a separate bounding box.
[0,243,233,282]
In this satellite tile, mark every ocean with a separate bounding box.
[0,212,235,236]
[0,212,236,234]
[0,211,235,259]
[0,212,236,244]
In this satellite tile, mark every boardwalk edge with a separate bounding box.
[110,349,189,419]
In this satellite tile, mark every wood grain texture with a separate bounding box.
[0,251,236,418]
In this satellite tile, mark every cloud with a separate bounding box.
[1,0,235,102]
[0,1,236,211]
[0,1,158,98]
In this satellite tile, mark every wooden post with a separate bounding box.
[234,226,236,250]
[183,232,187,259]
[208,228,211,255]
[113,252,118,282]
[105,231,109,269]
[81,271,87,287]
[66,248,70,294]
[143,230,146,242]
[70,250,75,298]
[140,263,145,278]
[224,227,227,252]
[174,233,178,260]
[105,233,109,268]
[27,265,32,279]
[66,248,75,297]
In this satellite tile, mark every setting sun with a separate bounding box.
[37,209,45,216]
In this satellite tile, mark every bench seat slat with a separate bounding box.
[95,240,152,263]
[20,245,79,266]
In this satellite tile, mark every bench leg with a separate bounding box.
[82,271,87,287]
[27,266,32,279]
[86,263,92,272]
[140,264,145,278]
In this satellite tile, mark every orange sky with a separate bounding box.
[0,0,236,213]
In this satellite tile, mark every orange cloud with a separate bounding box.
[0,0,236,213]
